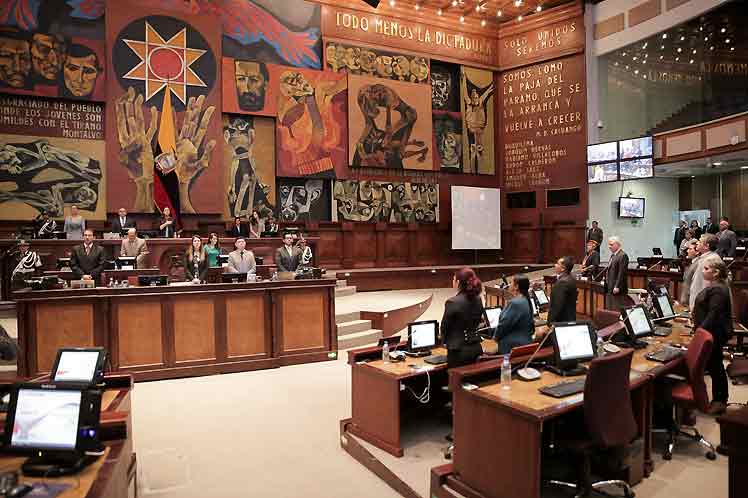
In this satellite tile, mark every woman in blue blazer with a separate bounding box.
[493,274,535,355]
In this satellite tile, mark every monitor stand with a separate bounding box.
[546,364,587,377]
[22,452,99,477]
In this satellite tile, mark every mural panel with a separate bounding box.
[276,178,330,222]
[222,114,275,221]
[332,180,438,223]
[324,41,429,83]
[221,57,278,116]
[348,74,433,170]
[460,66,495,175]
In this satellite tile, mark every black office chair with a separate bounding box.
[550,350,638,498]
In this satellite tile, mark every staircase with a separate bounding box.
[334,280,383,350]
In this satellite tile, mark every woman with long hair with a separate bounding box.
[184,235,208,282]
[159,207,176,238]
[493,274,535,355]
[249,209,265,239]
[204,232,223,267]
[692,254,732,414]
[440,267,486,368]
[63,204,86,240]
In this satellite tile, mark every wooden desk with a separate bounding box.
[13,278,337,381]
[432,321,694,498]
[717,405,748,498]
[542,275,606,319]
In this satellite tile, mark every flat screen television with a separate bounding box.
[587,141,618,164]
[618,197,645,218]
[619,157,654,180]
[588,162,618,183]
[619,136,653,160]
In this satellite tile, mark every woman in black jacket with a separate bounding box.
[692,254,733,414]
[440,268,486,368]
[184,235,209,283]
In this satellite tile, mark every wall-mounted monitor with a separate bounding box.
[619,136,653,160]
[588,162,619,183]
[587,141,618,164]
[619,157,654,180]
[618,197,645,218]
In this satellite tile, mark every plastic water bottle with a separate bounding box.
[501,354,511,390]
[382,341,390,363]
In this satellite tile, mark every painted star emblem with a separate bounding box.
[122,22,207,104]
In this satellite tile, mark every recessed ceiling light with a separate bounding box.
[721,27,726,33]
[731,47,735,51]
[517,15,523,21]
[415,3,420,10]
[459,15,465,23]
[662,33,668,39]
[659,55,664,60]
[680,36,685,41]
[677,47,682,53]
[661,45,665,49]
[726,38,731,44]
[497,10,502,17]
[536,5,542,12]
[699,26,703,32]
[691,176,696,178]
[710,46,715,50]
[625,65,630,70]
[704,37,709,41]
[713,162,723,166]
[438,8,443,15]
[481,19,486,26]
[741,166,748,170]
[452,0,458,6]
[642,59,647,64]
[634,69,639,74]
[643,74,647,79]
[614,61,619,66]
[675,57,680,61]
[642,43,648,49]
[692,49,697,54]
[514,0,523,6]
[389,0,395,6]
[689,59,694,64]
[622,52,627,56]
[633,56,638,61]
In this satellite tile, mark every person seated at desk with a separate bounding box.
[184,235,208,283]
[249,210,264,239]
[120,228,148,268]
[70,229,105,283]
[493,274,535,355]
[441,268,486,368]
[159,207,177,238]
[226,237,256,274]
[36,211,57,239]
[111,207,136,234]
[11,240,42,288]
[275,232,301,272]
[229,216,248,238]
[692,255,732,414]
[580,240,600,277]
[204,233,223,267]
[548,256,577,324]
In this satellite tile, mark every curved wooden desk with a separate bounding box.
[14,278,337,381]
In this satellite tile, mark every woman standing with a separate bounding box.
[184,235,208,283]
[678,239,700,305]
[692,254,732,414]
[204,233,223,267]
[679,229,695,257]
[493,274,535,355]
[690,219,702,239]
[63,205,86,240]
[159,207,176,238]
[440,267,486,368]
[249,210,265,239]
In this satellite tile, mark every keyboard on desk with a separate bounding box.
[653,326,671,337]
[424,354,448,365]
[539,378,586,398]
[646,346,683,363]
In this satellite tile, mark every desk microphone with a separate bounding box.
[517,327,554,381]
[592,267,607,282]
[647,260,663,271]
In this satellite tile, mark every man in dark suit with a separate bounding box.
[111,207,136,234]
[716,218,737,258]
[673,220,687,254]
[228,216,249,238]
[605,236,629,310]
[275,232,301,272]
[548,256,577,324]
[580,240,601,277]
[703,217,719,235]
[70,228,105,283]
[586,221,603,253]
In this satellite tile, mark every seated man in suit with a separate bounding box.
[548,256,577,324]
[228,216,248,238]
[120,228,149,268]
[580,240,600,277]
[225,237,256,274]
[70,228,105,282]
[275,232,301,272]
[111,207,136,234]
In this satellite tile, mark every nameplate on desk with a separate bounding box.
[638,266,647,270]
[724,257,734,262]
[669,268,679,272]
[580,277,588,281]
[121,265,134,270]
[737,247,746,251]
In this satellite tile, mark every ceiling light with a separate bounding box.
[625,65,630,70]
[634,69,639,74]
[721,27,726,33]
[389,0,395,6]
[741,166,748,170]
[415,3,420,10]
[514,0,523,6]
[677,47,682,52]
[614,61,619,66]
[699,26,703,32]
[642,43,647,49]
[710,46,715,50]
[726,38,731,44]
[633,56,638,61]
[692,49,697,54]
[452,0,458,6]
[691,176,696,178]
[517,15,523,21]
[660,45,665,49]
[438,8,443,15]
[689,59,694,64]
[675,57,680,61]
[497,10,502,17]
[680,36,685,41]
[536,5,542,12]
[704,37,708,41]
[643,74,647,79]
[713,162,723,166]
[662,33,668,39]
[622,52,627,56]
[481,19,486,26]
[476,4,481,12]
[642,59,647,64]
[459,15,465,23]
[731,47,735,51]
[659,55,664,60]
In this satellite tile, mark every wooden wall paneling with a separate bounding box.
[505,227,540,263]
[543,226,585,263]
[173,296,216,362]
[214,294,228,361]
[413,227,440,266]
[351,227,378,268]
[225,292,269,358]
[723,170,748,230]
[276,288,328,354]
[162,297,175,367]
[34,301,95,372]
[317,226,345,268]
[382,226,410,267]
[114,298,165,368]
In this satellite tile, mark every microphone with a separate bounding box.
[592,266,607,282]
[516,327,555,381]
[647,260,663,271]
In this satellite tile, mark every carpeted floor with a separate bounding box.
[129,288,740,498]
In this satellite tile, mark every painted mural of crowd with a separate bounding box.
[0,30,103,100]
[325,41,429,84]
[333,180,438,223]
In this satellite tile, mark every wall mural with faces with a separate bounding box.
[324,41,429,84]
[431,61,464,172]
[0,30,105,101]
[460,66,495,175]
[332,180,438,224]
[221,57,278,117]
[276,178,330,222]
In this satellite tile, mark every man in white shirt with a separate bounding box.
[226,237,256,274]
[689,233,721,310]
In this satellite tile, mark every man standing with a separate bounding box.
[716,218,737,258]
[120,228,148,268]
[111,207,136,234]
[226,237,256,275]
[275,232,301,273]
[229,216,248,238]
[586,221,603,253]
[605,237,629,310]
[37,211,57,238]
[689,234,721,310]
[70,229,105,283]
[673,220,687,254]
[704,217,719,234]
[548,256,577,324]
[11,240,42,288]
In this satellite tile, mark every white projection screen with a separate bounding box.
[451,186,501,250]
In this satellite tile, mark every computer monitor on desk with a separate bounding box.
[3,383,103,477]
[620,305,654,348]
[550,322,597,376]
[56,257,71,270]
[221,272,247,283]
[406,320,438,356]
[484,307,502,329]
[115,256,136,270]
[532,288,549,309]
[51,347,107,386]
[652,293,677,322]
